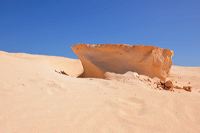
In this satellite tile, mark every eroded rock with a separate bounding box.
[72,44,173,80]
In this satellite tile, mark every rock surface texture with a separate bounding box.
[72,44,173,80]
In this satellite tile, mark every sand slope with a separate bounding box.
[0,51,83,77]
[0,51,200,133]
[169,66,200,92]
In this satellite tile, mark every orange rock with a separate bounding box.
[72,44,173,80]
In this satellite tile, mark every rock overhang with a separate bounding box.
[72,44,173,80]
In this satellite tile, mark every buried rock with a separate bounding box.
[55,70,69,76]
[158,80,176,91]
[183,86,192,92]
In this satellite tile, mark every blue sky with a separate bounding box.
[0,0,199,66]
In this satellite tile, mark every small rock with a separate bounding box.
[147,78,152,82]
[165,80,173,89]
[55,70,69,76]
[183,86,192,92]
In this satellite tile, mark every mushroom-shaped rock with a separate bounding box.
[72,44,173,80]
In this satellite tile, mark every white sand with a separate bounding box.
[0,51,200,133]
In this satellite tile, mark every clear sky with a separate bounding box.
[0,0,199,66]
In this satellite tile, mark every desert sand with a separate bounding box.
[0,50,200,133]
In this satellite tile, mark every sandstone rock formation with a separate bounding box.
[72,44,173,80]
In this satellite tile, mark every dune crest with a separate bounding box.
[72,44,173,80]
[0,51,83,77]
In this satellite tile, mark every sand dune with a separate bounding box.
[0,51,200,133]
[0,51,83,77]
